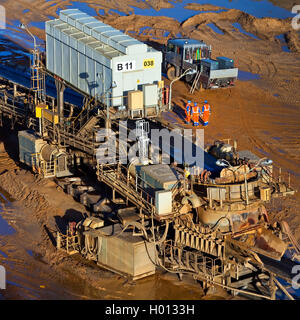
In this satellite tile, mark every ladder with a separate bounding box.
[190,71,201,94]
[76,115,99,139]
[42,160,56,178]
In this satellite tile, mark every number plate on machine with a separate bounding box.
[116,61,136,72]
[143,59,155,69]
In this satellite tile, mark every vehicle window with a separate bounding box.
[193,48,201,61]
[167,43,175,52]
[175,46,182,55]
[185,48,189,60]
[184,47,192,60]
[201,48,210,59]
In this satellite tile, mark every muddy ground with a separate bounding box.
[0,0,299,300]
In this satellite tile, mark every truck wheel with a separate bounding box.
[202,83,208,90]
[185,73,194,83]
[167,66,176,81]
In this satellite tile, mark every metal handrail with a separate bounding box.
[163,240,223,278]
[98,162,156,212]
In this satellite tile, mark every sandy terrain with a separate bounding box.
[0,0,299,299]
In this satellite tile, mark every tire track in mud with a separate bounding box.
[243,57,277,79]
[237,88,300,179]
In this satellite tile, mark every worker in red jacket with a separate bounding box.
[201,100,211,127]
[185,100,192,123]
[192,102,200,127]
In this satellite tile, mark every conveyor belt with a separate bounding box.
[148,116,221,174]
[0,64,84,107]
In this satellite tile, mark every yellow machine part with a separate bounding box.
[42,109,59,124]
[158,80,164,89]
[36,104,48,118]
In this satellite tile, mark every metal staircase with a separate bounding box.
[190,71,201,94]
[76,115,99,139]
[97,163,156,217]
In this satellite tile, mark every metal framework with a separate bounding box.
[0,72,298,300]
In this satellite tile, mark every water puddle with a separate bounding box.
[0,248,8,258]
[0,191,16,236]
[109,9,127,16]
[26,249,33,257]
[130,3,205,22]
[277,148,286,154]
[276,277,300,300]
[255,147,270,157]
[275,34,290,53]
[29,21,45,30]
[232,22,259,40]
[129,0,292,20]
[44,0,294,21]
[238,70,260,81]
[0,214,15,236]
[207,23,224,35]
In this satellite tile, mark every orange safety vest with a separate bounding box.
[185,104,191,122]
[185,103,191,115]
[192,106,200,122]
[192,106,200,114]
[202,104,211,123]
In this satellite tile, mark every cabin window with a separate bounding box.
[176,46,183,55]
[202,48,211,59]
[184,47,192,61]
[167,43,175,52]
[193,48,201,61]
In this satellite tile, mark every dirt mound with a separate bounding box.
[181,8,294,40]
[237,13,292,40]
[102,13,180,38]
[146,0,174,10]
[269,0,298,11]
[286,30,300,52]
[184,3,225,12]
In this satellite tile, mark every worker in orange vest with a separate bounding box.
[192,102,200,127]
[201,100,211,127]
[185,100,192,123]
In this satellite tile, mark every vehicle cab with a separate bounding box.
[164,38,212,79]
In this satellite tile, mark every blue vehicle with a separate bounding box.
[163,38,238,90]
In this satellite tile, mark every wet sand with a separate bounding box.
[0,0,299,300]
